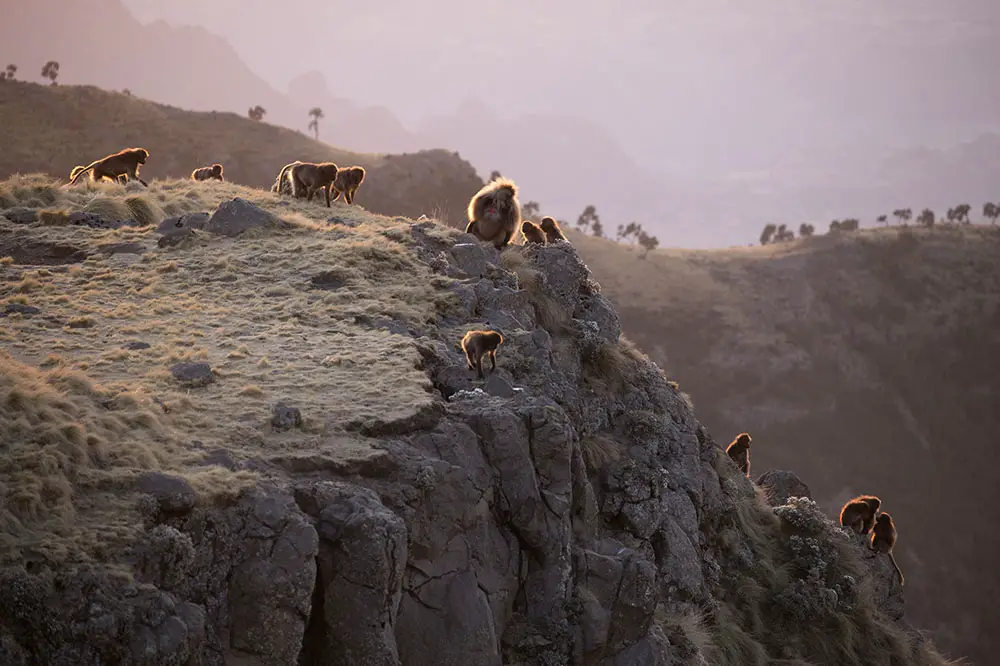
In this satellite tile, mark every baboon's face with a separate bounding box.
[137,150,148,163]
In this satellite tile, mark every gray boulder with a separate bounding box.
[204,198,280,237]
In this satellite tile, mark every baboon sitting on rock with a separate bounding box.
[466,177,521,249]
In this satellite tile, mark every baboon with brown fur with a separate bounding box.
[521,220,547,245]
[191,163,224,182]
[68,148,149,187]
[725,432,752,477]
[871,512,904,586]
[272,161,301,194]
[540,216,567,243]
[461,330,504,379]
[466,177,521,248]
[290,162,340,207]
[839,495,882,535]
[332,166,366,204]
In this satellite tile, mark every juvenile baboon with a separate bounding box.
[539,216,567,243]
[521,220,547,245]
[68,147,149,187]
[332,166,366,205]
[290,162,339,207]
[271,161,301,194]
[871,512,904,586]
[190,163,224,182]
[839,495,882,535]
[466,177,521,248]
[725,432,752,477]
[461,329,504,380]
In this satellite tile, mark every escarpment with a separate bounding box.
[0,207,951,665]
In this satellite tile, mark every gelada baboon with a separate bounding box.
[290,162,340,207]
[725,432,752,477]
[191,163,224,182]
[871,512,904,586]
[839,495,882,535]
[461,329,503,380]
[521,220,547,245]
[466,177,521,249]
[68,147,149,187]
[539,216,567,243]
[271,161,301,194]
[332,166,366,205]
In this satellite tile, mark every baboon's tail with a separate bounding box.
[888,553,904,586]
[69,165,85,180]
[68,161,98,185]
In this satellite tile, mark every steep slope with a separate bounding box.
[0,176,962,665]
[0,81,483,228]
[575,225,1000,664]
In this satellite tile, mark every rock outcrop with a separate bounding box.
[0,220,936,665]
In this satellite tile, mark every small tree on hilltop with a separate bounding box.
[876,214,887,226]
[122,89,132,97]
[577,205,599,234]
[916,208,935,228]
[5,64,16,80]
[248,105,266,121]
[984,202,999,226]
[840,218,860,231]
[892,208,911,226]
[760,224,776,245]
[829,220,841,233]
[953,203,971,224]
[308,107,324,140]
[799,223,815,237]
[522,201,540,218]
[637,230,659,258]
[41,60,59,85]
[617,222,640,243]
[489,170,502,181]
[591,219,605,238]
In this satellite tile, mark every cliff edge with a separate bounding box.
[0,175,958,665]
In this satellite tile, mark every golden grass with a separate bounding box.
[0,174,460,566]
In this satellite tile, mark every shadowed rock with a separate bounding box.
[169,362,215,388]
[757,469,813,506]
[205,198,280,237]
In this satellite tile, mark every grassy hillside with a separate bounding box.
[0,174,463,566]
[0,81,483,227]
[575,224,1000,664]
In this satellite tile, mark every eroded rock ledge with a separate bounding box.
[0,226,920,666]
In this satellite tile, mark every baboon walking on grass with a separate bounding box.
[67,147,149,187]
[191,163,224,182]
[332,166,366,205]
[289,162,340,207]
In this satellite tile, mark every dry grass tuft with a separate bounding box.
[580,433,625,472]
[582,338,644,395]
[502,249,570,331]
[123,195,164,227]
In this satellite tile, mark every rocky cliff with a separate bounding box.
[0,177,957,665]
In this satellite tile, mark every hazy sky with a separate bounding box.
[122,0,999,181]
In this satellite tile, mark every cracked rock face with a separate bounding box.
[0,222,925,665]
